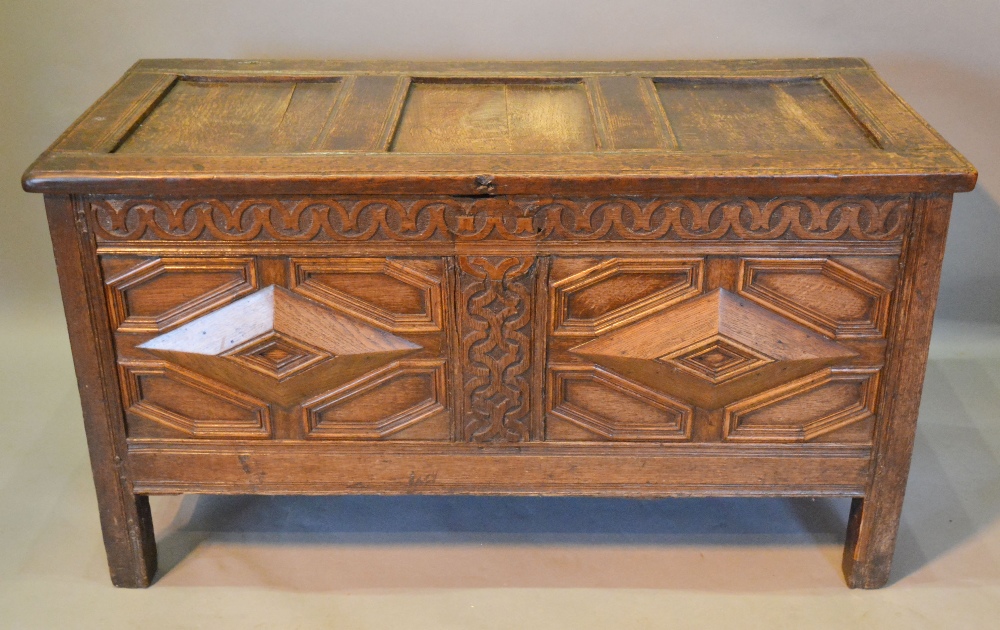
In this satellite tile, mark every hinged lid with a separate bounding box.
[23,58,977,196]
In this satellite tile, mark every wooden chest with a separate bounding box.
[23,59,976,588]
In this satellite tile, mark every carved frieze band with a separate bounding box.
[458,256,537,443]
[90,195,910,243]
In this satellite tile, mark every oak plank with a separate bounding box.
[315,75,409,151]
[45,195,157,587]
[126,442,871,497]
[842,194,955,588]
[589,76,673,150]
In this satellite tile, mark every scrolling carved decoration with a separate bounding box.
[90,195,910,243]
[458,256,538,443]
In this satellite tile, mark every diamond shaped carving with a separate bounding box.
[139,285,421,406]
[572,289,856,408]
[658,335,773,384]
[227,333,330,380]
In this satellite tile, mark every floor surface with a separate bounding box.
[2,315,999,628]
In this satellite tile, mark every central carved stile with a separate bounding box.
[458,256,537,442]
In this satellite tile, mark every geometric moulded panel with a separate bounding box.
[546,365,693,441]
[550,257,703,336]
[303,360,448,440]
[120,363,271,438]
[139,285,421,406]
[722,368,880,443]
[572,289,857,409]
[103,256,258,333]
[291,257,445,333]
[737,258,892,338]
[659,335,772,385]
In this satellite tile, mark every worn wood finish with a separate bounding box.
[391,81,596,154]
[115,79,346,155]
[24,59,975,196]
[24,59,976,588]
[125,442,873,496]
[44,196,157,587]
[842,193,956,588]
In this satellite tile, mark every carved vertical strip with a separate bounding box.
[444,257,464,442]
[530,257,551,441]
[458,255,538,442]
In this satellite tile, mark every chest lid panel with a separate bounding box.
[23,59,976,196]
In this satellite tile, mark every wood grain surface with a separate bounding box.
[24,59,976,589]
[22,59,975,196]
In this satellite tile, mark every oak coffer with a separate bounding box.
[22,59,977,588]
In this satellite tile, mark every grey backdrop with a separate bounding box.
[3,0,997,323]
[3,3,1000,618]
